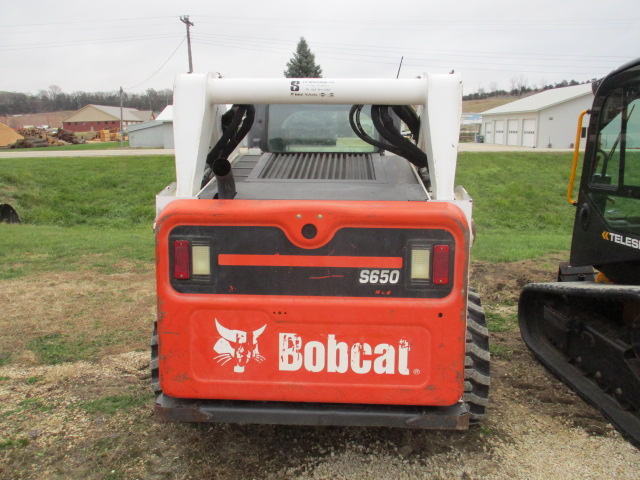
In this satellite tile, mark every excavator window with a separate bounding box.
[591,88,623,188]
[589,75,640,235]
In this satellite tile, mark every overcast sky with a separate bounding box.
[2,0,638,97]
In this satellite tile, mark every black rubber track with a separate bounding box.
[520,282,640,448]
[150,320,161,397]
[465,289,491,423]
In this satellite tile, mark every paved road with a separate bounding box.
[458,143,574,153]
[0,148,175,158]
[0,144,576,159]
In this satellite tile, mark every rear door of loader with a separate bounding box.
[155,199,470,408]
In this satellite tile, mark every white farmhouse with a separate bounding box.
[480,84,594,149]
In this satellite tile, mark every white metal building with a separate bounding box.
[126,105,174,148]
[480,84,594,149]
[126,121,163,148]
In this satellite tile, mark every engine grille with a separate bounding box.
[258,153,376,181]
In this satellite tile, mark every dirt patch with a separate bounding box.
[1,258,639,479]
[0,263,155,365]
[471,253,563,304]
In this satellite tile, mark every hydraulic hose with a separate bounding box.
[201,104,256,196]
[349,104,428,170]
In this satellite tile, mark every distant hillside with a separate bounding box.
[1,94,525,127]
[0,88,172,117]
[463,95,525,114]
[1,111,75,129]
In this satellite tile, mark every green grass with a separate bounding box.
[457,152,580,261]
[26,330,136,365]
[0,155,173,279]
[0,224,154,280]
[2,398,54,418]
[0,438,29,450]
[485,310,518,332]
[14,141,130,152]
[79,394,150,415]
[489,344,515,360]
[0,155,173,227]
[28,333,101,365]
[0,352,11,366]
[0,151,580,283]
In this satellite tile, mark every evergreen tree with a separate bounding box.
[284,37,322,78]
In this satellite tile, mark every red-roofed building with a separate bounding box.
[62,105,154,132]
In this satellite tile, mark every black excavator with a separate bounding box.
[519,58,640,447]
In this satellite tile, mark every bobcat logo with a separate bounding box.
[213,319,267,373]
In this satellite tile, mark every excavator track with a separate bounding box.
[519,282,640,447]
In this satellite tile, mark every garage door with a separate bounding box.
[494,120,504,144]
[507,119,519,146]
[484,123,493,143]
[522,119,536,148]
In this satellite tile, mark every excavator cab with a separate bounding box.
[570,64,640,283]
[519,58,640,447]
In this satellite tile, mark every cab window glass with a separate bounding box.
[591,84,640,235]
[267,105,377,153]
[591,89,623,188]
[625,97,640,188]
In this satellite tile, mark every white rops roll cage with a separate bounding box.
[170,73,463,202]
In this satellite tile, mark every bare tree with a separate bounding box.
[48,85,63,100]
[510,75,528,95]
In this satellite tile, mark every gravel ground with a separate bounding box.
[1,260,639,479]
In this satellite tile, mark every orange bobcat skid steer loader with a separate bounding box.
[152,74,489,429]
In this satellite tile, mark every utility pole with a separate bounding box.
[180,15,194,73]
[396,56,404,79]
[119,86,124,148]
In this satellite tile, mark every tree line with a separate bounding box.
[1,35,598,116]
[0,86,173,116]
[1,36,322,117]
[463,77,597,101]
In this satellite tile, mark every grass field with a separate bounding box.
[0,151,593,479]
[457,151,579,261]
[10,141,130,152]
[0,152,579,279]
[0,155,174,280]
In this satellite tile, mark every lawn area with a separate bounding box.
[0,155,175,279]
[10,141,131,152]
[457,151,579,262]
[0,151,602,480]
[0,151,580,279]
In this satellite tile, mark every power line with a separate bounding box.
[190,15,640,33]
[124,37,186,90]
[192,32,632,62]
[192,14,640,28]
[0,16,175,28]
[191,38,621,77]
[0,33,183,51]
[191,38,619,73]
[0,21,177,37]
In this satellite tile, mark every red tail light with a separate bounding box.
[173,240,191,279]
[432,245,450,285]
